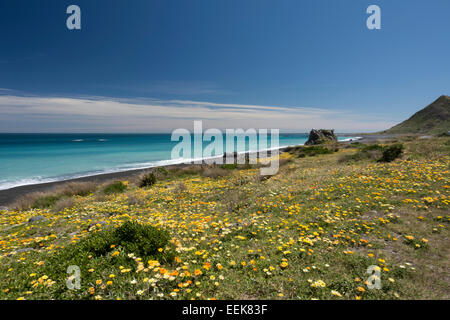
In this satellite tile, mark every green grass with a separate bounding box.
[378,143,404,162]
[30,195,62,209]
[286,145,336,158]
[103,181,127,194]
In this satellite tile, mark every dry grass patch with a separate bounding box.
[54,181,97,197]
[52,197,76,213]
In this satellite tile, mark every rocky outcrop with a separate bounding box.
[305,129,337,145]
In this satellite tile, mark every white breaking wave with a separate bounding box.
[0,177,61,191]
[339,137,363,142]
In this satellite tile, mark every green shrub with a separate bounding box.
[81,229,116,257]
[293,145,334,158]
[48,221,172,268]
[31,195,62,209]
[155,167,169,175]
[378,143,404,162]
[80,221,172,261]
[139,172,157,188]
[113,221,173,261]
[103,181,127,194]
[340,143,390,163]
[37,221,173,298]
[221,163,238,170]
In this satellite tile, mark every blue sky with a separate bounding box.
[0,0,449,132]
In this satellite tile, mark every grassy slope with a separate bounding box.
[383,95,450,135]
[0,137,449,300]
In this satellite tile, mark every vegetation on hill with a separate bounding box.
[0,137,449,300]
[382,95,450,135]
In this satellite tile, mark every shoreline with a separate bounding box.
[0,134,389,208]
[0,148,284,207]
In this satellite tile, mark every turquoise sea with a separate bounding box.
[0,133,359,190]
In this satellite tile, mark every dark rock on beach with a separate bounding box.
[305,129,338,145]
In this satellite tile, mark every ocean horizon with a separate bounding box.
[0,133,360,190]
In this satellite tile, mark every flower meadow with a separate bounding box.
[0,137,448,300]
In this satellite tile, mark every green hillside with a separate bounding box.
[382,95,450,135]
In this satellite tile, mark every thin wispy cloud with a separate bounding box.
[98,81,228,96]
[0,94,395,133]
[142,81,225,95]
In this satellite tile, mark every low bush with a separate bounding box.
[221,163,238,170]
[339,144,382,163]
[340,143,403,163]
[35,221,174,298]
[360,144,384,152]
[103,181,127,194]
[31,194,62,209]
[48,221,173,270]
[154,167,169,176]
[378,143,404,162]
[113,221,173,261]
[289,145,335,158]
[139,172,157,188]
